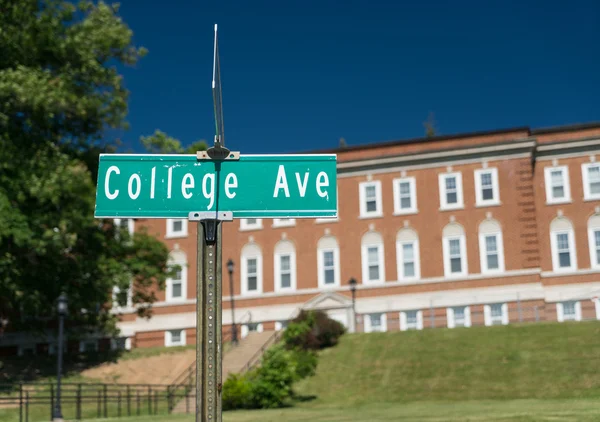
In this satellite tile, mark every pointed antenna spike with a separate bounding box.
[214,23,218,32]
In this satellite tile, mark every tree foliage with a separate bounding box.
[140,130,207,154]
[0,0,171,336]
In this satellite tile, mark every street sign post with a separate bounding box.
[94,153,337,219]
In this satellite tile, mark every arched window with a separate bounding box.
[361,231,385,284]
[241,243,263,295]
[274,240,296,292]
[442,223,467,277]
[317,236,340,288]
[550,217,576,272]
[396,228,420,280]
[588,215,600,269]
[478,219,505,273]
[166,250,187,302]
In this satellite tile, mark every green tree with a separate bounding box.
[140,130,208,154]
[0,0,172,337]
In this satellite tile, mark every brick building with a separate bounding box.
[5,122,600,354]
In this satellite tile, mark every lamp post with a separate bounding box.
[349,278,357,333]
[53,292,68,422]
[227,259,238,345]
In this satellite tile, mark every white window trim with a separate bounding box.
[544,166,571,204]
[364,313,387,333]
[110,337,132,351]
[361,242,386,285]
[438,172,464,210]
[474,168,500,207]
[112,283,133,309]
[396,239,420,281]
[478,231,505,274]
[166,260,187,302]
[556,301,582,322]
[446,306,471,328]
[588,226,600,269]
[483,303,509,326]
[274,251,297,292]
[594,298,600,320]
[166,219,188,239]
[274,321,287,331]
[240,219,263,231]
[442,235,468,278]
[241,253,263,296]
[165,329,186,347]
[317,247,341,288]
[359,181,383,218]
[399,310,423,331]
[393,177,418,215]
[582,163,600,201]
[241,323,264,339]
[114,218,135,236]
[550,229,577,272]
[272,218,296,228]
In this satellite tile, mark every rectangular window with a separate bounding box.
[402,243,415,277]
[367,246,380,281]
[279,255,292,289]
[246,258,258,291]
[558,301,581,322]
[485,303,508,326]
[474,168,499,206]
[273,218,296,228]
[359,181,383,218]
[393,177,417,214]
[439,173,464,210]
[592,230,600,268]
[79,340,98,353]
[240,218,263,231]
[544,166,571,204]
[166,219,188,238]
[582,163,600,200]
[166,329,186,347]
[449,238,462,274]
[556,233,571,268]
[490,304,504,325]
[114,218,134,236]
[478,232,505,273]
[401,310,423,331]
[447,306,471,328]
[596,231,600,266]
[167,262,186,302]
[323,250,335,285]
[172,268,183,298]
[365,313,387,333]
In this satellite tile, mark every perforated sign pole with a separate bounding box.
[195,219,223,422]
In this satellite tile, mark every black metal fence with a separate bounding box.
[0,382,196,422]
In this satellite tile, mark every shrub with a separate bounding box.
[248,344,297,408]
[284,310,346,350]
[289,348,318,379]
[222,373,253,410]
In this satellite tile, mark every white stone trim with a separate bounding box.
[165,218,188,239]
[364,313,387,333]
[544,165,571,204]
[239,218,263,231]
[439,172,464,210]
[392,176,417,215]
[272,218,296,228]
[359,180,383,218]
[474,168,500,207]
[165,329,186,347]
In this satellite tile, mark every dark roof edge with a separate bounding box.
[302,126,530,155]
[531,122,600,135]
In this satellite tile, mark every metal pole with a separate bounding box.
[52,313,64,421]
[196,220,223,422]
[229,268,238,345]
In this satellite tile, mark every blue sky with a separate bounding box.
[115,0,599,154]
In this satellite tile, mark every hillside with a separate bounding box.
[295,321,600,404]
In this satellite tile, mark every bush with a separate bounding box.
[289,348,318,379]
[222,373,253,410]
[284,310,346,350]
[249,344,297,408]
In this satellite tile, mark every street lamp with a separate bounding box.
[53,292,68,422]
[227,259,238,345]
[349,278,357,333]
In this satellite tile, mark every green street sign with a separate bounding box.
[94,154,337,218]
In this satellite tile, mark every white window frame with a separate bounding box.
[241,253,263,296]
[359,181,383,218]
[443,235,468,278]
[484,303,509,326]
[544,166,571,204]
[110,337,132,351]
[399,310,423,331]
[582,163,600,201]
[166,219,188,239]
[240,218,263,231]
[393,177,417,215]
[274,250,296,292]
[272,218,296,228]
[165,329,186,347]
[275,321,288,331]
[166,260,187,302]
[478,231,505,274]
[112,282,133,309]
[474,168,500,207]
[114,218,135,236]
[364,313,387,333]
[446,306,471,328]
[550,229,577,272]
[556,301,582,322]
[361,242,385,285]
[318,247,341,288]
[241,323,264,339]
[438,172,464,210]
[588,222,600,270]
[396,239,420,281]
